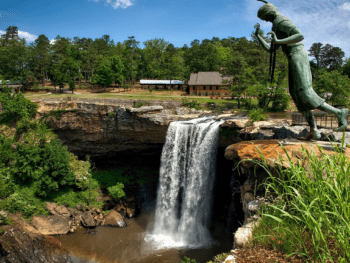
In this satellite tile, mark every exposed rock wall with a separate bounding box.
[32,98,350,157]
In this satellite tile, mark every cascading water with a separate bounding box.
[147,117,224,248]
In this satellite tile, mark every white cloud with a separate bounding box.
[18,30,38,42]
[90,0,134,9]
[0,30,37,42]
[244,0,350,58]
[50,39,56,45]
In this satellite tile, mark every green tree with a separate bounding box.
[314,70,350,106]
[30,34,51,87]
[125,36,140,88]
[91,58,114,91]
[342,58,350,79]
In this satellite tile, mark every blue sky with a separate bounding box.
[0,0,350,57]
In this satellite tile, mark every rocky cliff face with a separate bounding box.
[32,98,350,157]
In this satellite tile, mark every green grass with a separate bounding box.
[251,140,350,262]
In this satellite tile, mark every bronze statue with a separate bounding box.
[255,0,348,139]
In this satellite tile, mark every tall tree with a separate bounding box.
[308,43,323,69]
[31,34,50,87]
[124,36,139,87]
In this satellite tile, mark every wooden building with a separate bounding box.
[140,80,185,90]
[188,72,232,95]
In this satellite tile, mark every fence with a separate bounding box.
[292,112,350,129]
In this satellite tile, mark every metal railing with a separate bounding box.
[292,112,350,129]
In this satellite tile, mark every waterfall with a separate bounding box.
[149,117,224,248]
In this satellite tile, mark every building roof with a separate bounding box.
[140,80,184,85]
[188,72,232,86]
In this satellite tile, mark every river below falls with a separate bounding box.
[56,204,233,263]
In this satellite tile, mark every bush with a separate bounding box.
[205,92,208,96]
[108,183,125,201]
[248,108,269,122]
[14,139,75,197]
[0,187,48,218]
[149,87,153,93]
[0,87,38,124]
[181,98,201,109]
[198,92,202,96]
[0,211,12,225]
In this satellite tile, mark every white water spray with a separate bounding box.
[147,117,224,248]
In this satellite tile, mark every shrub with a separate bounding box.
[212,92,215,96]
[0,187,48,218]
[205,92,208,96]
[248,108,269,122]
[198,92,202,96]
[13,139,75,197]
[181,98,200,109]
[149,87,153,93]
[0,87,38,124]
[0,211,12,225]
[108,183,125,201]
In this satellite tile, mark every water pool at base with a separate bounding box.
[56,207,233,263]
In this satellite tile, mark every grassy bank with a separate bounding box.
[252,142,350,262]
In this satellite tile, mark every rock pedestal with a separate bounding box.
[225,139,350,248]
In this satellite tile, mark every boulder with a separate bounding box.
[247,200,260,213]
[31,215,70,235]
[0,228,74,263]
[76,204,84,211]
[81,211,96,228]
[45,202,71,217]
[45,202,58,215]
[102,210,127,227]
[126,208,136,218]
[55,205,71,217]
[129,106,163,113]
[234,221,258,248]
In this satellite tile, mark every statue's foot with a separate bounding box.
[336,108,348,131]
[305,130,321,140]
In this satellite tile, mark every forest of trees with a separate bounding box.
[1,26,350,108]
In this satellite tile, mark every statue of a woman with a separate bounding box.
[255,1,348,139]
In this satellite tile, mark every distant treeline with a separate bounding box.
[1,26,350,108]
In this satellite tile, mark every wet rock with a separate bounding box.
[102,210,127,227]
[74,214,82,227]
[126,208,136,218]
[31,215,70,235]
[247,200,260,213]
[0,228,74,263]
[81,211,96,228]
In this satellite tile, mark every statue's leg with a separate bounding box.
[303,110,321,140]
[318,102,348,131]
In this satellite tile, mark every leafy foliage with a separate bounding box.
[107,183,125,201]
[0,87,38,124]
[249,108,269,122]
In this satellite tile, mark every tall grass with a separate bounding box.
[252,141,350,262]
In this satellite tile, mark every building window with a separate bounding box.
[210,85,212,90]
[216,86,219,90]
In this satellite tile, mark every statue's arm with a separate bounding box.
[268,27,304,45]
[257,34,271,53]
